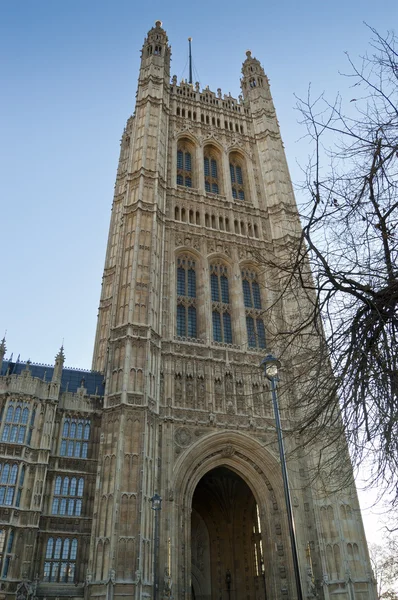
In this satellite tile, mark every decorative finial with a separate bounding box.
[246,50,252,58]
[55,344,65,363]
[155,20,162,28]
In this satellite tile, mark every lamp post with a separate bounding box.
[151,493,162,600]
[261,354,304,600]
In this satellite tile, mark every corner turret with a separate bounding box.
[240,50,273,107]
[139,20,171,87]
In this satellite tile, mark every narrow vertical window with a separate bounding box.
[210,264,233,344]
[204,149,220,194]
[241,269,265,348]
[176,256,197,339]
[177,141,194,188]
[230,155,246,200]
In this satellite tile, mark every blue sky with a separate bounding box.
[1,0,396,368]
[1,0,397,541]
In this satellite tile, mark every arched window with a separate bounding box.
[229,153,246,200]
[210,264,233,344]
[176,256,197,339]
[177,140,194,188]
[52,476,84,517]
[203,147,221,194]
[43,537,78,582]
[241,269,265,348]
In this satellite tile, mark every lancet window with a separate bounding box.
[60,418,90,458]
[204,148,220,194]
[43,537,78,582]
[211,263,233,344]
[176,256,197,338]
[242,269,265,348]
[52,476,84,517]
[177,140,193,188]
[230,154,246,200]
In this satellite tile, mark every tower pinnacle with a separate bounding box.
[0,336,6,372]
[52,344,65,384]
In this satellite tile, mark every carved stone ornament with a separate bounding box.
[221,445,235,458]
[174,427,193,448]
[15,582,33,600]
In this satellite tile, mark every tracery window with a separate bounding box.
[60,419,90,459]
[43,537,77,583]
[204,149,220,194]
[210,264,233,344]
[229,154,246,200]
[177,140,193,188]
[1,401,35,445]
[176,256,197,338]
[52,476,84,517]
[242,269,265,348]
[0,463,18,506]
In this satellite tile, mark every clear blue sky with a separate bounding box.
[1,0,396,540]
[0,0,395,370]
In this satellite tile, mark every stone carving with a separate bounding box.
[174,427,193,448]
[226,401,235,415]
[221,445,235,458]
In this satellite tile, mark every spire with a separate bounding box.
[52,344,65,384]
[0,336,6,372]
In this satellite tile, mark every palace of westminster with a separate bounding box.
[0,20,375,600]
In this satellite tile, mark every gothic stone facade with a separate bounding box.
[0,20,375,600]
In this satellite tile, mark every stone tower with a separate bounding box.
[0,20,375,600]
[88,19,375,600]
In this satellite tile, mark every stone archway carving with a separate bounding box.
[170,431,295,600]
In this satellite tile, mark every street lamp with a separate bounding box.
[261,354,304,600]
[151,493,162,600]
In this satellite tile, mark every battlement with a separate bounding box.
[171,78,250,116]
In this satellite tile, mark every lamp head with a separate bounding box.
[261,354,280,380]
[151,493,162,510]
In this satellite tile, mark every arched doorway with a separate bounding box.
[191,466,266,600]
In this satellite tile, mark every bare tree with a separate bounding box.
[258,27,398,498]
[369,535,398,600]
